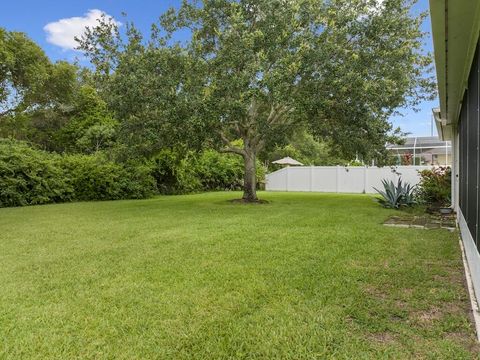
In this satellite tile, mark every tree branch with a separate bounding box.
[218,147,246,156]
[218,130,246,156]
[267,104,293,126]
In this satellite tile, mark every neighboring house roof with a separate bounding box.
[386,136,451,150]
[429,0,480,140]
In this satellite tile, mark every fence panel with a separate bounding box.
[312,167,337,192]
[287,167,311,191]
[265,167,288,191]
[265,166,431,194]
[338,167,365,193]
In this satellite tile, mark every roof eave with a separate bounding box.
[429,0,480,141]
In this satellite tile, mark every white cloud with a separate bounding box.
[44,9,119,51]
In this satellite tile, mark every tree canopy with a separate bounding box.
[78,0,434,201]
[0,28,78,117]
[0,28,82,149]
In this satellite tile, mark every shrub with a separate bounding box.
[61,155,157,201]
[194,150,266,191]
[194,150,246,191]
[0,139,157,207]
[118,162,158,199]
[150,149,201,194]
[151,148,266,194]
[374,178,416,209]
[417,167,451,207]
[0,139,267,208]
[61,154,124,200]
[0,139,72,207]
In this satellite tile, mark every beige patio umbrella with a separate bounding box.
[272,156,304,166]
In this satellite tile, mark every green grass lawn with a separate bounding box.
[0,192,478,359]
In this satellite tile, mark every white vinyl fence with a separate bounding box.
[265,166,431,194]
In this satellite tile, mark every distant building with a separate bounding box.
[386,136,451,166]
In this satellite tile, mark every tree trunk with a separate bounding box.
[242,147,258,201]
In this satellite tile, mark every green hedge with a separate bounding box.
[0,139,69,207]
[150,149,265,194]
[151,149,201,195]
[61,155,156,201]
[0,139,266,207]
[195,149,265,191]
[0,139,156,207]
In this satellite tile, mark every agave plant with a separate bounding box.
[374,178,416,209]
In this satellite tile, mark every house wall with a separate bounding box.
[457,40,480,302]
[435,154,450,166]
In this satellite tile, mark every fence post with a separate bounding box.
[336,165,340,193]
[364,166,368,194]
[310,166,314,191]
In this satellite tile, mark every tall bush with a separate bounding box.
[194,150,243,191]
[151,149,266,194]
[0,139,156,207]
[0,139,71,207]
[150,149,201,194]
[417,167,451,207]
[118,162,158,199]
[0,139,267,208]
[194,150,266,191]
[61,155,156,201]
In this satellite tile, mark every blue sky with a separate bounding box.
[0,0,438,136]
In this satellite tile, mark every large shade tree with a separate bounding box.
[79,0,434,201]
[0,28,78,149]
